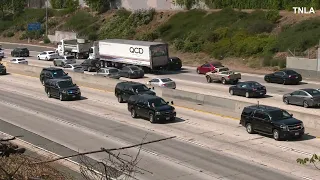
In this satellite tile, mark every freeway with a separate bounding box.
[0,74,319,180]
[2,49,320,117]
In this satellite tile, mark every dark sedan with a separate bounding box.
[229,81,266,98]
[11,47,29,57]
[283,88,320,108]
[264,69,302,85]
[167,57,182,70]
[119,65,144,79]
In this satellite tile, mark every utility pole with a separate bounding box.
[12,0,14,14]
[46,0,48,36]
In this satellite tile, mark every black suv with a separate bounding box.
[0,63,6,75]
[115,81,156,103]
[80,59,100,72]
[128,94,176,123]
[40,67,71,85]
[11,47,29,57]
[167,57,182,70]
[44,79,81,101]
[240,105,304,140]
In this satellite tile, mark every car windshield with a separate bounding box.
[58,81,74,88]
[52,70,67,77]
[161,78,172,82]
[109,69,119,73]
[66,56,74,59]
[17,59,25,61]
[269,110,292,120]
[305,89,320,96]
[48,52,55,54]
[129,66,140,71]
[149,98,167,107]
[133,85,149,92]
[247,82,261,87]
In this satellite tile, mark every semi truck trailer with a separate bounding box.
[89,39,169,72]
[56,39,92,59]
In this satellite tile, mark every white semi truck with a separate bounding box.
[56,39,93,59]
[88,39,169,72]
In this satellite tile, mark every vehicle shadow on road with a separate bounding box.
[159,117,185,124]
[65,96,88,101]
[151,69,190,75]
[1,73,11,76]
[287,133,316,141]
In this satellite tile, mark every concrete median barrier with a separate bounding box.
[5,64,320,130]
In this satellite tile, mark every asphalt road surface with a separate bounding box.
[0,74,319,180]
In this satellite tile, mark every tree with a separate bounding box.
[297,154,320,170]
[84,0,113,13]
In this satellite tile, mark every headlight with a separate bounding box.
[280,125,289,131]
[155,112,161,115]
[62,90,67,93]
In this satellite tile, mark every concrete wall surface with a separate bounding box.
[4,63,320,130]
[286,57,318,71]
[48,31,78,43]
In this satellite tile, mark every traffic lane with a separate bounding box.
[0,43,54,52]
[0,90,302,180]
[1,74,320,180]
[0,101,215,180]
[3,59,320,116]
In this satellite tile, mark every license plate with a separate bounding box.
[166,117,170,120]
[295,132,299,136]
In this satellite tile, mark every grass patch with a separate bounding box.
[157,8,280,59]
[275,17,320,52]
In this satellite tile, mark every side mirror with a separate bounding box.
[290,114,293,117]
[74,84,77,86]
[166,101,169,104]
[171,101,174,105]
[66,73,68,75]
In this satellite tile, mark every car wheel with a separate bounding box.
[196,69,200,74]
[206,76,212,83]
[41,79,45,85]
[283,98,289,105]
[88,67,91,72]
[59,93,64,101]
[131,108,137,118]
[37,56,40,60]
[273,129,281,141]
[47,90,51,98]
[222,78,226,84]
[229,90,234,95]
[53,61,57,66]
[246,123,254,134]
[245,92,250,98]
[149,113,155,123]
[170,117,175,121]
[303,101,309,108]
[45,57,48,61]
[265,77,270,83]
[282,79,286,85]
[117,95,123,103]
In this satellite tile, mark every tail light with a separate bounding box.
[161,84,166,87]
[227,75,230,78]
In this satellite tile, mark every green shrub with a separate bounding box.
[262,54,273,67]
[137,32,159,41]
[88,33,98,41]
[64,11,97,32]
[6,32,14,37]
[43,36,51,44]
[19,33,28,40]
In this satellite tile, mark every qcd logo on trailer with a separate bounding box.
[129,47,144,54]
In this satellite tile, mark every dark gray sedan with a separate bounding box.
[119,65,144,79]
[283,88,320,108]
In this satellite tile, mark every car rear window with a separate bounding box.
[285,70,297,75]
[109,69,119,73]
[247,82,261,87]
[130,66,140,71]
[161,78,172,82]
[52,70,66,77]
[66,56,74,59]
[305,89,320,96]
[48,52,55,54]
[17,59,25,61]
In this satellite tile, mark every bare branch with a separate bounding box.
[31,136,176,165]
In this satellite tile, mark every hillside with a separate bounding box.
[1,8,320,73]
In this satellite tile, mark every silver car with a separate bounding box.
[283,88,320,108]
[147,78,176,89]
[96,67,120,79]
[63,64,84,73]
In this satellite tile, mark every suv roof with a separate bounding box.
[245,105,281,112]
[45,78,71,83]
[42,67,64,71]
[118,81,143,85]
[130,94,161,101]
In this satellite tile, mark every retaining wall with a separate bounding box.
[4,63,320,130]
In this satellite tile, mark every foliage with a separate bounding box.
[297,154,320,170]
[43,36,51,44]
[84,0,115,13]
[99,9,155,39]
[50,0,79,10]
[274,17,320,52]
[158,8,279,59]
[175,0,320,10]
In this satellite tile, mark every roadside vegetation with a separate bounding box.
[1,0,320,70]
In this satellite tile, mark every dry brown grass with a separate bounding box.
[0,154,73,180]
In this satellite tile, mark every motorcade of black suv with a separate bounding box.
[283,88,320,108]
[264,69,302,85]
[40,67,72,85]
[0,63,6,75]
[127,94,176,123]
[44,79,81,101]
[115,81,156,103]
[240,105,304,141]
[229,81,266,98]
[11,47,29,57]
